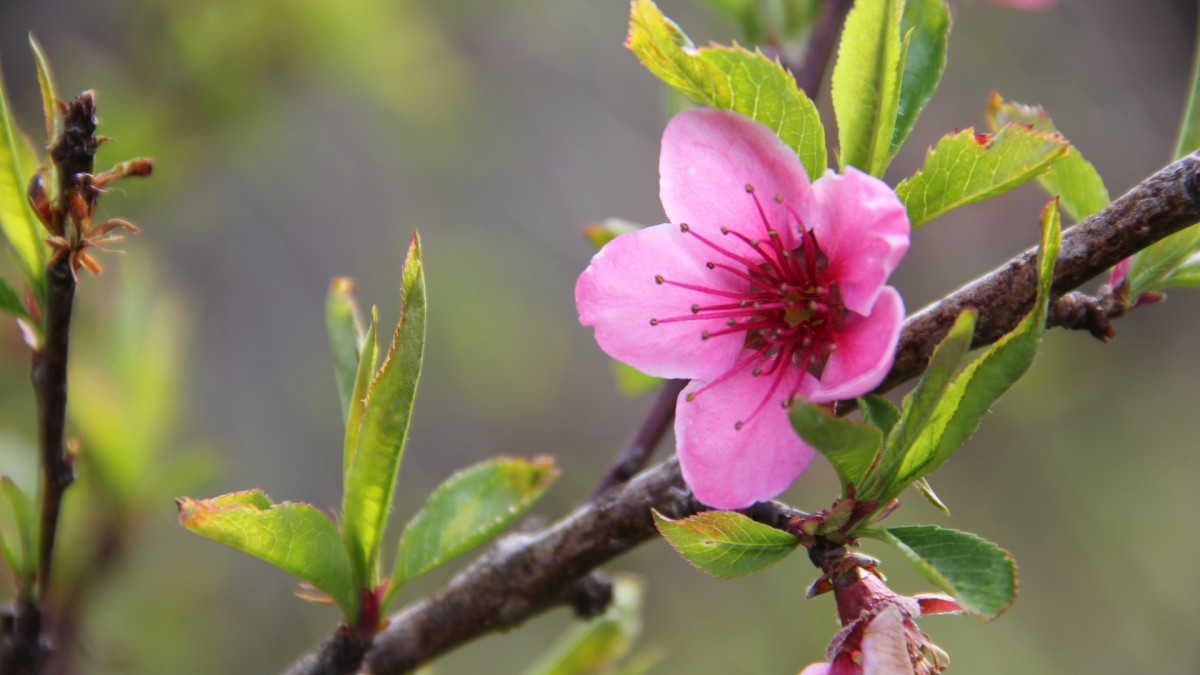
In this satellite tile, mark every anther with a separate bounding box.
[744,184,755,193]
[700,330,710,340]
[774,194,784,203]
[726,319,736,327]
[734,420,745,430]
[654,275,664,284]
[706,262,715,269]
[691,304,700,314]
[686,393,697,402]
[680,223,690,232]
[649,319,659,326]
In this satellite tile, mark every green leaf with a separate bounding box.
[391,457,558,595]
[832,0,905,176]
[653,509,800,579]
[0,276,30,321]
[1157,253,1200,289]
[343,309,378,474]
[865,309,976,499]
[520,574,649,675]
[885,201,1060,498]
[868,525,1017,619]
[177,490,358,618]
[858,394,901,438]
[1127,225,1200,297]
[342,233,426,586]
[913,477,950,515]
[326,277,367,424]
[612,361,663,398]
[1174,16,1200,160]
[0,56,47,286]
[895,125,1070,229]
[29,35,61,152]
[986,93,1110,222]
[790,402,882,493]
[627,0,827,177]
[0,476,36,584]
[891,0,951,157]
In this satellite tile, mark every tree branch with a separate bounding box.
[285,153,1200,675]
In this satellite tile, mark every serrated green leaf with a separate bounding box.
[858,394,901,438]
[584,218,643,251]
[869,525,1016,619]
[391,457,558,595]
[0,276,30,321]
[653,509,799,579]
[327,277,366,424]
[520,574,649,675]
[627,0,827,177]
[177,490,357,618]
[832,0,905,176]
[790,402,882,493]
[342,234,426,586]
[613,361,663,398]
[986,93,1110,222]
[885,201,1060,498]
[891,0,951,157]
[0,476,36,584]
[0,58,47,286]
[895,125,1069,229]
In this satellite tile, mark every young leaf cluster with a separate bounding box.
[178,236,557,631]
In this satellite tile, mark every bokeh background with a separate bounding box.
[1,0,1198,673]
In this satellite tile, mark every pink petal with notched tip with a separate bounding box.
[675,367,816,509]
[660,109,813,247]
[810,168,909,317]
[575,222,747,381]
[809,287,904,402]
[861,605,917,675]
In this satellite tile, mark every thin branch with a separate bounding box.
[589,379,686,499]
[285,154,1200,674]
[790,0,854,97]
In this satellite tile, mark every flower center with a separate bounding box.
[649,183,845,429]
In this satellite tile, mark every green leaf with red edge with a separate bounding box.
[865,525,1017,619]
[832,0,905,176]
[653,509,800,579]
[626,0,827,178]
[177,490,357,619]
[895,124,1069,229]
[342,234,426,587]
[790,402,882,494]
[388,457,558,605]
[0,476,36,585]
[882,201,1060,501]
[986,92,1110,222]
[891,0,951,157]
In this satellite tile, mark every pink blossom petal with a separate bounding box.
[809,287,904,402]
[576,223,748,380]
[915,594,963,616]
[660,109,813,247]
[811,168,910,316]
[861,605,916,675]
[800,663,834,675]
[675,369,815,509]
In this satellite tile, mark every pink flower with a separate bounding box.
[801,567,961,675]
[576,109,908,509]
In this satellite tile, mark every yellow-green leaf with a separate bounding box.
[896,125,1069,228]
[832,0,905,176]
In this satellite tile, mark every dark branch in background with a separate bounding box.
[873,151,1200,396]
[790,0,854,97]
[589,379,686,499]
[282,151,1200,675]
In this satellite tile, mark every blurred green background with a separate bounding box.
[0,0,1198,673]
